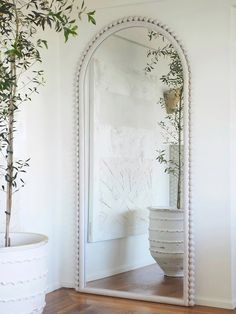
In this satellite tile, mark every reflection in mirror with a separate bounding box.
[84,27,185,300]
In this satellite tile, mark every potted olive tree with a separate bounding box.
[0,1,95,313]
[145,31,185,277]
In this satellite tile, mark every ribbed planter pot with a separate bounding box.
[0,233,48,314]
[148,207,184,277]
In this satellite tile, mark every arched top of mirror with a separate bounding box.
[75,16,193,307]
[77,17,190,93]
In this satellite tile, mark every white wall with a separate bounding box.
[86,235,155,281]
[18,30,64,292]
[0,28,63,291]
[0,0,235,309]
[230,1,236,307]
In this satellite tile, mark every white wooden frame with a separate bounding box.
[75,16,194,306]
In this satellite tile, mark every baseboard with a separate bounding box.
[60,281,75,288]
[86,260,156,282]
[195,296,236,309]
[47,282,62,293]
[47,281,74,293]
[233,299,236,309]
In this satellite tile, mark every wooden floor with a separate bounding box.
[43,288,236,314]
[87,264,183,298]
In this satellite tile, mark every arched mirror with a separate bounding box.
[76,17,193,306]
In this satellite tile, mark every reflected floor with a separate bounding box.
[86,264,183,299]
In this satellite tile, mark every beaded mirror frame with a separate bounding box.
[75,16,194,306]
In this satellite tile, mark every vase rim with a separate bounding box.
[0,232,48,252]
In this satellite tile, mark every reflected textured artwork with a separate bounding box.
[88,56,166,242]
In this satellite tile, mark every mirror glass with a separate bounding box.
[84,26,185,300]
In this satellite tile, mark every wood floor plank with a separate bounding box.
[43,289,236,314]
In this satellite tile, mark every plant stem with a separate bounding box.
[5,1,18,247]
[176,90,182,209]
[5,61,16,247]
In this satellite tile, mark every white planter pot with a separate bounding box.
[148,207,184,277]
[0,233,48,314]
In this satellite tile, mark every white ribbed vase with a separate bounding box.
[0,233,48,314]
[148,207,184,277]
